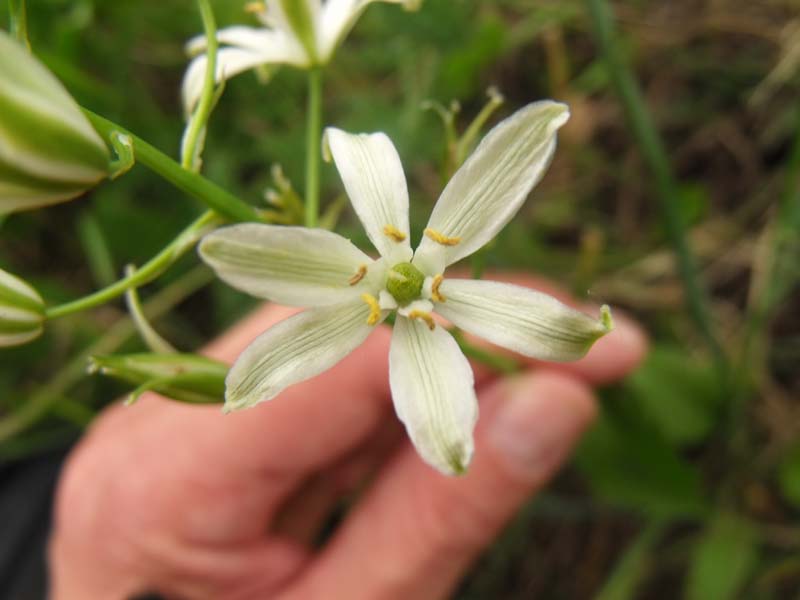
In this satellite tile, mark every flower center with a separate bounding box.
[386,262,424,306]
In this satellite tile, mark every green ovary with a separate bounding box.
[386,262,424,306]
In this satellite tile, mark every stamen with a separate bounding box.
[244,1,266,13]
[348,265,367,286]
[408,310,435,331]
[361,293,382,326]
[424,228,461,246]
[430,274,446,302]
[383,224,407,242]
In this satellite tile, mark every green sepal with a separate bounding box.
[88,353,228,405]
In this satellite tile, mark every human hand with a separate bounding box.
[49,275,646,600]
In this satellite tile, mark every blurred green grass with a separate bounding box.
[1,0,799,597]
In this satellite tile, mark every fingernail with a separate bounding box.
[487,373,596,481]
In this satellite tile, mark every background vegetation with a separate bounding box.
[0,0,798,597]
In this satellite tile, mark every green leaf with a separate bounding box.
[686,513,759,600]
[597,521,665,600]
[625,346,724,446]
[677,183,711,226]
[575,410,708,518]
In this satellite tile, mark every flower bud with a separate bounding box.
[0,30,110,215]
[0,267,45,347]
[88,353,227,405]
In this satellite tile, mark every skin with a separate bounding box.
[49,275,647,600]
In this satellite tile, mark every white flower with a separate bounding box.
[182,0,421,115]
[199,101,613,475]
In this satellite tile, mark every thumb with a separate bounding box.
[282,370,596,600]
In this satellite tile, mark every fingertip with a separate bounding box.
[529,369,598,426]
[564,309,648,385]
[486,370,597,483]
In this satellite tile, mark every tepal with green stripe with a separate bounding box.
[0,30,110,215]
[0,267,45,347]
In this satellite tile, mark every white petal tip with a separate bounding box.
[418,439,473,476]
[545,101,570,129]
[412,429,476,476]
[520,100,570,132]
[321,128,335,162]
[223,384,263,413]
[185,37,205,57]
[223,385,270,412]
[431,441,473,476]
[600,304,614,333]
[221,399,245,414]
[446,451,471,476]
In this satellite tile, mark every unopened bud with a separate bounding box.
[0,31,110,215]
[0,267,45,347]
[88,353,227,405]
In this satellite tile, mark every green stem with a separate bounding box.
[585,0,726,373]
[305,68,323,227]
[84,110,260,222]
[8,0,30,50]
[45,211,219,320]
[124,265,177,353]
[181,0,218,171]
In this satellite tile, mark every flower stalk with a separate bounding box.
[83,110,260,223]
[45,211,221,320]
[8,0,30,49]
[305,67,324,227]
[181,0,219,172]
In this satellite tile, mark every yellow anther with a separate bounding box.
[383,224,407,242]
[348,265,367,286]
[408,310,436,331]
[361,293,381,326]
[244,1,266,14]
[430,274,446,302]
[424,228,461,246]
